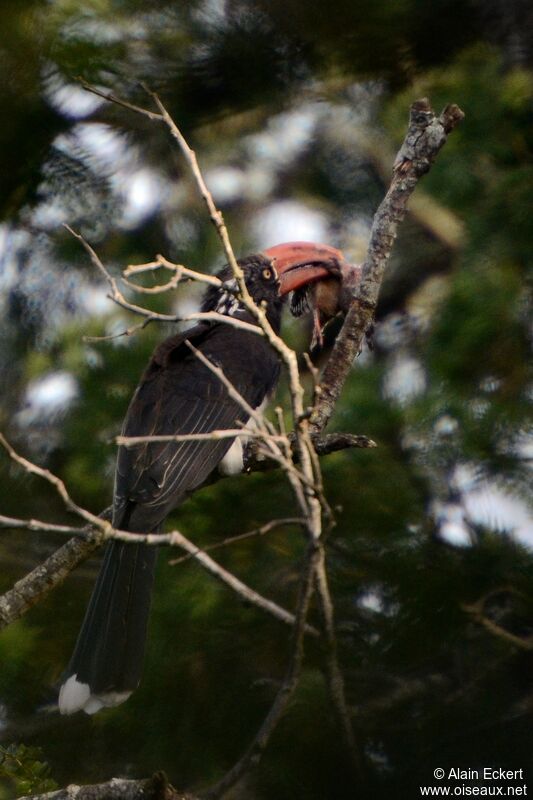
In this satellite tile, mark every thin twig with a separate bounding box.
[184,341,270,429]
[163,528,319,637]
[78,78,164,121]
[0,511,317,637]
[462,591,533,652]
[202,542,320,799]
[122,255,225,295]
[168,518,305,566]
[0,433,104,530]
[147,90,245,286]
[116,429,286,447]
[83,316,158,343]
[0,515,93,537]
[121,274,183,295]
[314,550,364,776]
[65,225,263,338]
[0,441,313,635]
[124,254,222,287]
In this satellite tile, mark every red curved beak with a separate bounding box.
[263,241,346,296]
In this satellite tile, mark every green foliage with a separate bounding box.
[0,744,57,799]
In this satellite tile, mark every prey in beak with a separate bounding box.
[265,241,361,349]
[291,261,362,349]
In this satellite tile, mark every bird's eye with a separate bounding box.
[262,267,273,281]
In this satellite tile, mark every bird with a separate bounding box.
[58,241,342,715]
[289,246,361,349]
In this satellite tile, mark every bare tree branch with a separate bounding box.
[18,770,195,800]
[0,529,103,631]
[162,528,319,637]
[202,542,320,799]
[241,432,376,473]
[65,224,264,338]
[78,78,164,122]
[0,518,317,638]
[0,515,95,537]
[0,433,104,529]
[310,99,465,434]
[462,591,533,652]
[122,255,223,294]
[314,551,364,775]
[0,473,316,637]
[0,429,368,633]
[167,517,305,566]
[116,429,285,447]
[0,429,301,633]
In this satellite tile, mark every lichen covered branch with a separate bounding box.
[310,99,464,433]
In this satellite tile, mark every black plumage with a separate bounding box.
[59,244,340,714]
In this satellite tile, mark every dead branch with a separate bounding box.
[0,518,317,638]
[163,528,319,637]
[310,99,465,434]
[18,770,194,800]
[78,78,164,122]
[462,592,533,652]
[0,509,315,642]
[242,431,375,472]
[314,550,364,776]
[0,515,95,537]
[0,433,103,530]
[167,518,305,566]
[0,528,103,631]
[0,435,314,634]
[65,225,263,338]
[138,89,342,788]
[0,429,366,633]
[122,255,223,295]
[116,429,286,447]
[202,541,320,799]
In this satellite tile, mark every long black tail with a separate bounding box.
[59,540,157,715]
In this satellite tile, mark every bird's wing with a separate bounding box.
[113,322,277,530]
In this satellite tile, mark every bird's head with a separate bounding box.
[201,241,344,330]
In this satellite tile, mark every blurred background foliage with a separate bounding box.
[0,0,532,797]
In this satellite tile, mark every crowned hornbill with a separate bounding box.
[59,241,345,715]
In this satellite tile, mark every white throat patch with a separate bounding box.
[215,279,241,316]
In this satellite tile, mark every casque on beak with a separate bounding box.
[262,241,346,296]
